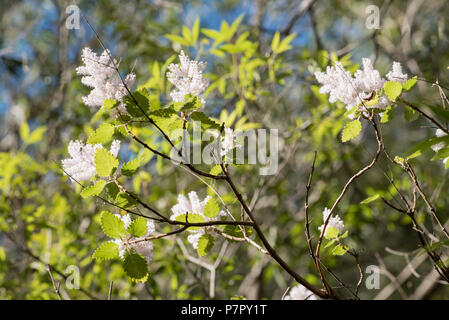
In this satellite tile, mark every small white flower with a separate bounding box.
[283,285,318,300]
[431,129,449,166]
[76,47,135,114]
[221,127,241,162]
[315,58,409,118]
[62,139,121,183]
[167,50,208,106]
[170,191,223,251]
[386,62,408,84]
[114,214,155,264]
[187,231,205,249]
[318,207,345,237]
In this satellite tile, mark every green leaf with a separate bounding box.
[180,96,202,113]
[103,99,119,111]
[324,239,336,249]
[123,252,148,282]
[115,192,138,209]
[404,106,419,122]
[190,112,220,130]
[384,81,402,101]
[150,107,183,133]
[121,158,142,176]
[127,217,148,238]
[95,148,119,177]
[406,150,422,160]
[341,120,362,142]
[93,241,119,260]
[192,17,200,43]
[209,165,222,175]
[222,225,252,240]
[106,182,120,199]
[204,197,220,218]
[332,244,348,256]
[380,106,394,123]
[325,227,340,239]
[101,211,126,239]
[133,89,151,113]
[394,156,405,165]
[165,34,190,46]
[271,32,280,53]
[317,50,329,69]
[174,213,204,230]
[26,126,47,144]
[80,180,107,198]
[433,146,449,160]
[88,123,115,144]
[402,76,417,91]
[360,194,380,204]
[197,234,215,257]
[20,122,30,142]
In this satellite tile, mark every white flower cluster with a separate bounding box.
[167,50,209,106]
[315,58,408,117]
[170,191,224,249]
[76,47,135,114]
[431,129,449,166]
[221,127,241,163]
[318,207,345,237]
[114,214,156,264]
[62,140,120,182]
[283,285,318,300]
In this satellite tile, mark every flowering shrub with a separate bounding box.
[3,2,449,300]
[57,12,449,299]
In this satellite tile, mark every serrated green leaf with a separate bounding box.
[95,148,119,177]
[88,123,115,144]
[190,112,221,130]
[197,234,215,257]
[80,180,107,198]
[325,227,340,239]
[93,241,119,260]
[121,158,142,176]
[380,106,394,123]
[106,182,120,199]
[115,192,138,209]
[402,76,417,91]
[101,211,126,239]
[360,194,380,204]
[123,252,148,281]
[103,99,119,111]
[332,244,348,256]
[341,120,362,142]
[127,217,148,237]
[204,197,220,218]
[384,81,402,101]
[181,96,202,113]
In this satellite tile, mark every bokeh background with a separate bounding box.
[1,0,449,299]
